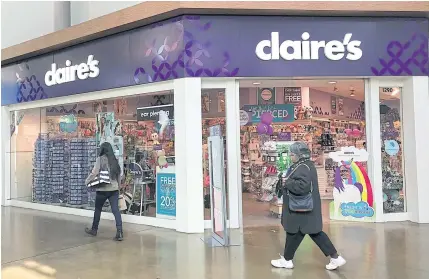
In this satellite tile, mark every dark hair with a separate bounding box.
[99,142,121,180]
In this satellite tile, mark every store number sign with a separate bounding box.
[156,172,176,217]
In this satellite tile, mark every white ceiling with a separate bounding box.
[239,79,400,101]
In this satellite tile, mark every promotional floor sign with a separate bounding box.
[328,147,375,222]
[156,166,176,219]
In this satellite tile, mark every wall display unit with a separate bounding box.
[380,99,405,214]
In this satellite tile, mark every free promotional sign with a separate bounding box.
[156,169,176,218]
[243,104,295,123]
[137,104,174,122]
[284,87,302,105]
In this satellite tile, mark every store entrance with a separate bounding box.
[238,79,367,228]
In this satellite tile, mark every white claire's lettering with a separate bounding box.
[45,55,100,86]
[255,32,362,61]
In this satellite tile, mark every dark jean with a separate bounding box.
[284,231,337,260]
[91,190,123,230]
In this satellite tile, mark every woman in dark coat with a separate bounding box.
[271,142,346,270]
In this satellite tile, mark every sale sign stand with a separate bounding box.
[201,125,237,247]
[156,166,176,219]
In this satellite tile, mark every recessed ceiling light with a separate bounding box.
[329,81,337,84]
[252,82,261,85]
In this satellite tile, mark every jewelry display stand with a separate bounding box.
[126,160,156,216]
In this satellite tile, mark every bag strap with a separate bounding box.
[285,163,313,195]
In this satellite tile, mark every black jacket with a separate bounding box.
[281,160,323,234]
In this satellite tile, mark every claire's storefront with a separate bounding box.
[1,15,428,233]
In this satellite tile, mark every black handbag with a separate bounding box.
[285,164,314,212]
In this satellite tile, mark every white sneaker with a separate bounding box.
[326,256,346,270]
[271,255,294,269]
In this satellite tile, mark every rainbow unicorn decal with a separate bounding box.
[329,147,375,221]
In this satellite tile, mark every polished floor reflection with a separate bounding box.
[2,207,429,279]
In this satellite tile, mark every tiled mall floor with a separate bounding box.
[2,206,429,279]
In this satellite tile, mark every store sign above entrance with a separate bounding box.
[255,32,362,61]
[45,55,100,86]
[1,15,427,106]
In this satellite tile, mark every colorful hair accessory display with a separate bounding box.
[345,129,362,137]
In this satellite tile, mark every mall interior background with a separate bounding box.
[2,10,428,233]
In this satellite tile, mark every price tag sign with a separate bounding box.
[156,171,176,218]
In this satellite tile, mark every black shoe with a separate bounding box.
[114,229,124,241]
[85,228,97,236]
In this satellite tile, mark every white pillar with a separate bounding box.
[402,76,429,223]
[1,106,11,206]
[225,80,241,229]
[301,87,310,107]
[366,79,384,222]
[174,78,205,233]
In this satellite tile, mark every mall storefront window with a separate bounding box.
[9,92,176,218]
[2,15,429,233]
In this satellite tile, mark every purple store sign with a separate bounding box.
[2,16,428,105]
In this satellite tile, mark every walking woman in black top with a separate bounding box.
[271,142,346,270]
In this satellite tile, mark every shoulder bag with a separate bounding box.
[285,163,313,212]
[86,160,111,188]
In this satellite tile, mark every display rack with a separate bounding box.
[127,169,156,216]
[32,135,97,207]
[124,146,156,215]
[240,117,366,202]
